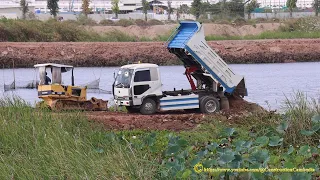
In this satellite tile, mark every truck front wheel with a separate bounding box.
[200,96,220,114]
[140,98,157,115]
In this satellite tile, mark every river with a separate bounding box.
[0,62,319,111]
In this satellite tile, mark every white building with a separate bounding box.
[0,0,194,13]
[258,0,314,9]
[0,0,315,15]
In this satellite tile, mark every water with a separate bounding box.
[1,62,320,110]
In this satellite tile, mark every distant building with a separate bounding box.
[0,0,315,15]
[258,0,314,9]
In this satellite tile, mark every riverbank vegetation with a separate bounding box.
[1,17,320,42]
[0,93,319,179]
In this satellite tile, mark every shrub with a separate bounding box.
[232,17,247,26]
[99,19,114,26]
[101,29,137,42]
[115,19,135,27]
[76,15,97,25]
[255,17,267,23]
[135,19,148,26]
[62,19,81,25]
[147,19,164,25]
[163,20,177,24]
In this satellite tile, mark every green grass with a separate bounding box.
[0,92,319,179]
[206,31,320,41]
[0,96,157,179]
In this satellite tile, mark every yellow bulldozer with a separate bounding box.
[34,63,107,111]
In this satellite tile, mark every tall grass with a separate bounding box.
[0,96,157,179]
[281,91,320,145]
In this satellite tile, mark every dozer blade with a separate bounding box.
[49,98,108,111]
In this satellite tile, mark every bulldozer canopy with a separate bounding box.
[34,63,73,73]
[35,63,74,85]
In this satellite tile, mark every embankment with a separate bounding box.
[1,39,320,68]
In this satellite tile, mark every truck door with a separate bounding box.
[132,69,153,106]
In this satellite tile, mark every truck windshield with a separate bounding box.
[114,68,133,88]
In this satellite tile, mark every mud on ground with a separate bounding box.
[85,98,267,131]
[1,39,320,68]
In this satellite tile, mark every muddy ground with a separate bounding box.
[1,39,320,68]
[85,97,268,131]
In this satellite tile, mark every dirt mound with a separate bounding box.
[86,98,266,131]
[91,23,280,38]
[1,39,320,68]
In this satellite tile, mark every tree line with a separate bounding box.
[18,0,320,20]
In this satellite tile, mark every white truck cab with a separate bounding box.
[113,63,163,114]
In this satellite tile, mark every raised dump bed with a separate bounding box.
[167,21,247,97]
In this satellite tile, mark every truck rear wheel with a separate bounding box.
[140,98,157,115]
[200,96,220,114]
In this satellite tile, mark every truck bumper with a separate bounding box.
[114,99,133,106]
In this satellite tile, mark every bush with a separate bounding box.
[163,20,177,24]
[135,19,148,26]
[115,19,135,27]
[76,15,97,25]
[62,19,81,25]
[0,18,100,42]
[101,29,137,42]
[232,17,247,26]
[147,19,164,25]
[99,19,115,26]
[255,17,267,23]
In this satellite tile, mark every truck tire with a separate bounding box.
[140,98,157,115]
[200,96,220,114]
[126,106,140,113]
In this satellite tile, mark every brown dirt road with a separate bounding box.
[1,39,320,68]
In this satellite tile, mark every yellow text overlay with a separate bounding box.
[193,164,315,173]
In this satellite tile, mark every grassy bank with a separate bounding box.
[206,31,320,41]
[0,93,319,179]
[2,17,320,42]
[0,18,170,42]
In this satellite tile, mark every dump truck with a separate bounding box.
[35,63,108,111]
[113,21,247,115]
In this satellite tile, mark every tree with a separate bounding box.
[245,0,259,19]
[176,4,191,20]
[111,0,120,18]
[191,0,202,19]
[20,0,29,20]
[314,0,319,16]
[142,0,149,21]
[82,0,91,17]
[167,1,173,20]
[180,4,190,14]
[286,0,297,18]
[47,0,59,18]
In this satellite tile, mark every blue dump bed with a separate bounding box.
[166,21,247,97]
